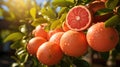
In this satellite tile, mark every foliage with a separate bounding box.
[0,0,120,67]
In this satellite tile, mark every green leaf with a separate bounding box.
[59,13,67,22]
[73,59,90,67]
[52,0,74,7]
[31,17,48,26]
[95,8,113,16]
[30,7,37,19]
[19,53,29,63]
[58,7,69,18]
[81,0,91,4]
[10,41,21,49]
[105,15,120,27]
[41,7,56,19]
[105,0,119,9]
[100,52,109,60]
[4,32,23,43]
[50,20,62,30]
[17,50,26,56]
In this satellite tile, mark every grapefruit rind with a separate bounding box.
[66,5,92,31]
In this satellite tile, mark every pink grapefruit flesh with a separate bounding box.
[66,5,92,31]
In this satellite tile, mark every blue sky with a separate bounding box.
[36,0,52,5]
[36,0,43,4]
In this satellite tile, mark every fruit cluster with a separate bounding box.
[27,0,119,66]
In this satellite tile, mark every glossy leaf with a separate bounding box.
[41,7,56,19]
[19,53,29,63]
[52,0,74,7]
[58,7,69,18]
[17,49,26,56]
[30,7,37,19]
[50,20,61,30]
[95,8,113,16]
[4,32,23,43]
[105,15,120,27]
[59,13,67,22]
[105,0,119,9]
[10,41,21,49]
[31,17,48,26]
[81,0,91,4]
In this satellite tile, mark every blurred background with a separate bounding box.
[0,0,45,66]
[0,0,120,67]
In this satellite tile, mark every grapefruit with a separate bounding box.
[60,30,88,57]
[27,37,47,55]
[66,5,92,31]
[88,1,105,14]
[62,21,70,32]
[87,22,119,52]
[34,25,48,39]
[49,32,64,45]
[37,42,63,65]
[87,1,112,23]
[47,28,64,40]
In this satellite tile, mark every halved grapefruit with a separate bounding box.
[66,5,92,31]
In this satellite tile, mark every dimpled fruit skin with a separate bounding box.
[27,37,47,55]
[60,30,88,57]
[37,42,63,66]
[34,25,48,39]
[49,32,64,45]
[87,22,119,52]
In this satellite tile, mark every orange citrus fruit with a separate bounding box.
[88,1,112,23]
[66,5,92,31]
[47,28,64,40]
[88,1,105,14]
[34,25,48,39]
[49,32,64,45]
[27,37,47,55]
[87,22,119,52]
[60,30,88,57]
[37,42,63,65]
[62,21,70,32]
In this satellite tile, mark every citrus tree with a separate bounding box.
[1,0,120,67]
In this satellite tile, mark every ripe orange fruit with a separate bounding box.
[60,30,88,57]
[34,25,48,39]
[66,5,92,31]
[47,28,64,40]
[27,37,47,55]
[87,22,119,52]
[37,42,63,65]
[49,32,64,45]
[62,21,70,32]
